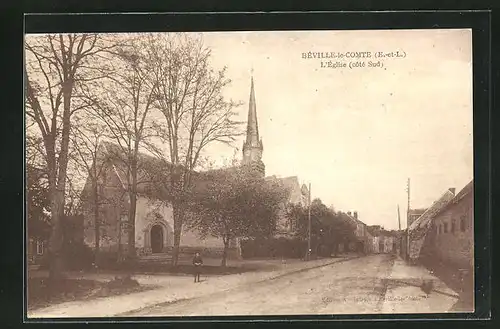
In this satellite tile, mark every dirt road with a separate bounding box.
[125,254,395,316]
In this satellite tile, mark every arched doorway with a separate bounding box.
[150,225,164,253]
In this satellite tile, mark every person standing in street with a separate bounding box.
[193,251,203,283]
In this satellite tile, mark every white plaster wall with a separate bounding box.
[372,236,380,253]
[134,196,174,248]
[384,237,394,253]
[134,195,223,249]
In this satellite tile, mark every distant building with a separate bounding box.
[367,225,397,254]
[26,165,50,266]
[344,211,373,254]
[408,208,427,227]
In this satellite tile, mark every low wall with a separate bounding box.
[241,237,307,259]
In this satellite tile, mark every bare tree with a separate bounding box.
[144,33,244,266]
[25,33,118,280]
[69,117,110,263]
[85,35,158,260]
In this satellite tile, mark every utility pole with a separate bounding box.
[406,178,411,225]
[307,182,312,261]
[405,178,411,261]
[397,204,401,231]
[397,204,402,259]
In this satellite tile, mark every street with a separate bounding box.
[28,254,461,318]
[123,254,409,316]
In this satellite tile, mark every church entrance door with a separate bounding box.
[151,225,164,253]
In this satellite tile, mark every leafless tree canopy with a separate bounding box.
[26,33,244,272]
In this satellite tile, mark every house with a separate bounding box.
[420,180,474,271]
[407,187,457,263]
[408,208,427,227]
[27,237,46,266]
[26,165,50,266]
[367,225,397,254]
[344,211,373,254]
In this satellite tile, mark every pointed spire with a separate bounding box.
[246,73,259,146]
[242,72,264,176]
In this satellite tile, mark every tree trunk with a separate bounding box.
[93,182,100,265]
[117,212,123,263]
[48,185,65,282]
[126,153,139,261]
[171,206,183,267]
[127,190,137,260]
[170,166,184,267]
[221,237,229,267]
[48,77,73,282]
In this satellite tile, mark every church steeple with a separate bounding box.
[246,76,260,146]
[242,73,265,177]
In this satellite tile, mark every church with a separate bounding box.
[81,75,309,259]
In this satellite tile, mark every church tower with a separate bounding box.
[242,75,265,177]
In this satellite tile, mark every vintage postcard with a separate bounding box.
[25,29,473,318]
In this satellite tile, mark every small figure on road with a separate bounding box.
[193,251,203,283]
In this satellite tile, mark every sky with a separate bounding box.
[194,29,473,230]
[25,30,473,230]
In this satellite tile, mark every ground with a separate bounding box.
[27,254,469,318]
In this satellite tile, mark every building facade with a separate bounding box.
[407,187,457,263]
[408,208,427,227]
[345,211,373,254]
[421,180,474,270]
[80,146,230,259]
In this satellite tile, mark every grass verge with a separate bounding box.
[28,276,157,311]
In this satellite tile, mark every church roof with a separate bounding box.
[265,175,307,193]
[97,141,205,199]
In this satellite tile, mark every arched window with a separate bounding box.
[443,222,448,233]
[451,219,456,233]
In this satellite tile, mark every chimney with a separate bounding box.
[449,187,456,195]
[347,211,352,217]
[354,211,358,219]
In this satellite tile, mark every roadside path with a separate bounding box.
[28,256,357,318]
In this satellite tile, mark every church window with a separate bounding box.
[451,219,456,233]
[443,222,448,233]
[460,216,466,232]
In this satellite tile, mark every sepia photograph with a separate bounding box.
[25,29,474,318]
